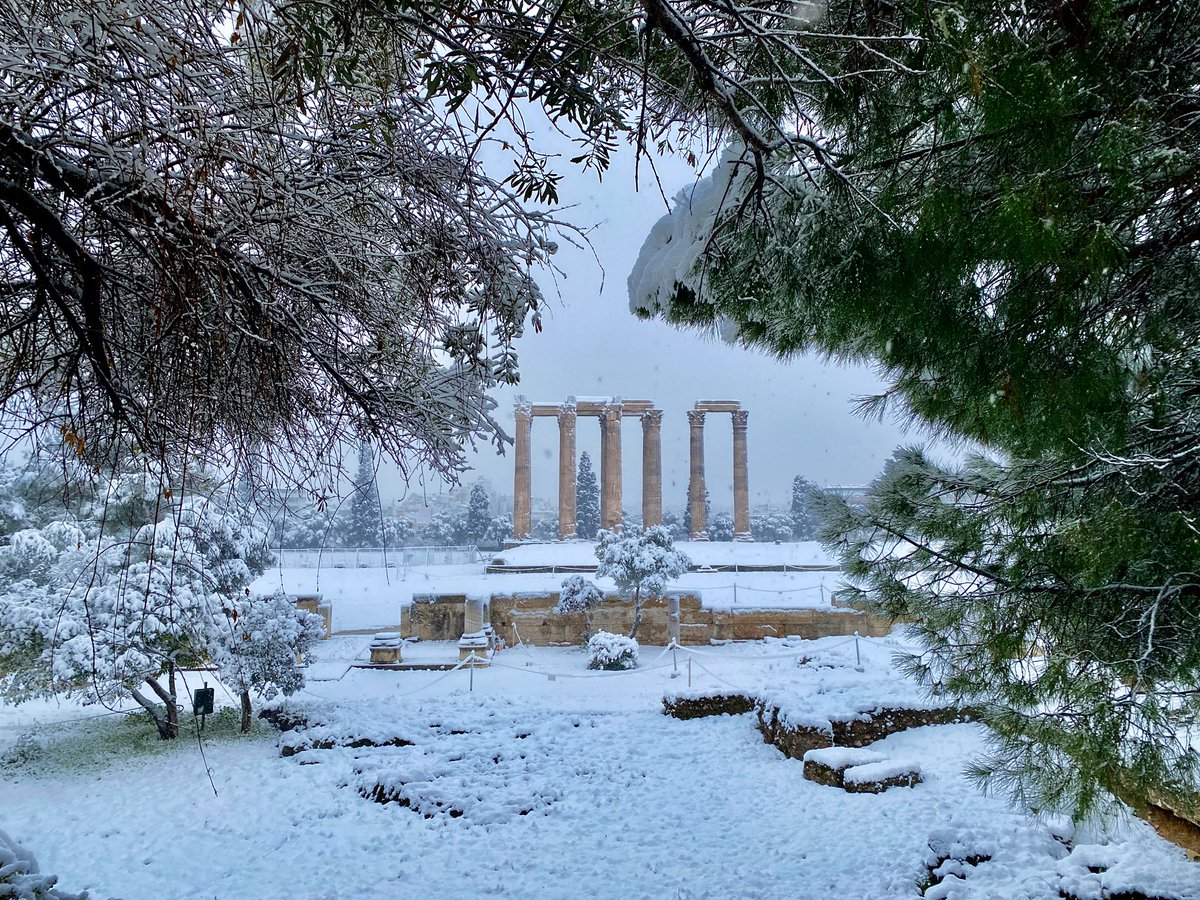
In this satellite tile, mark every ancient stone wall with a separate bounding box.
[406,591,894,645]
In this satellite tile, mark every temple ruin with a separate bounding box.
[511,396,750,542]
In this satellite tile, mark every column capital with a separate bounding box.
[557,405,577,431]
[641,408,663,429]
[731,409,749,431]
[601,404,623,428]
[687,409,706,428]
[514,397,532,423]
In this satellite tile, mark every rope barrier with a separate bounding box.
[686,656,751,693]
[489,658,678,680]
[670,632,870,661]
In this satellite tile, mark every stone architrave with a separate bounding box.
[557,403,578,540]
[732,409,751,540]
[641,409,663,528]
[687,409,708,540]
[601,402,623,531]
[513,398,533,540]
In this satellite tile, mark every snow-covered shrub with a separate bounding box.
[209,588,325,731]
[0,828,85,899]
[595,526,690,639]
[587,631,639,671]
[0,470,273,739]
[556,576,605,639]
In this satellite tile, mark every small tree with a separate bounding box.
[790,476,821,541]
[595,526,690,640]
[532,517,559,541]
[752,513,794,543]
[709,512,734,542]
[556,575,605,639]
[383,516,416,547]
[210,589,324,732]
[576,452,600,540]
[422,509,466,546]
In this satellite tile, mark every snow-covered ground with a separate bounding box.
[489,539,835,569]
[3,632,1198,899]
[251,563,842,633]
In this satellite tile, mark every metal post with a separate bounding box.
[854,631,863,672]
[688,656,692,688]
[672,646,679,678]
[469,655,475,691]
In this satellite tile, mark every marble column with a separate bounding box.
[557,404,577,540]
[687,409,708,540]
[641,409,663,528]
[600,403,623,531]
[513,399,532,540]
[732,409,752,541]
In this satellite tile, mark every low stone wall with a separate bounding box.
[407,591,894,645]
[757,703,975,760]
[663,693,758,720]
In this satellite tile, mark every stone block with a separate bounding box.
[801,747,888,788]
[843,760,923,793]
[369,632,402,665]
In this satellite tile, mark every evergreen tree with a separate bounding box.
[790,477,820,541]
[576,452,600,540]
[464,483,492,545]
[632,3,1200,817]
[345,442,383,547]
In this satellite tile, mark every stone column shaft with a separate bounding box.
[687,409,708,540]
[557,406,577,540]
[600,404,623,531]
[513,400,532,540]
[641,410,663,528]
[732,409,752,541]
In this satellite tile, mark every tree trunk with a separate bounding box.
[143,676,179,739]
[240,689,252,733]
[628,587,642,640]
[130,685,176,740]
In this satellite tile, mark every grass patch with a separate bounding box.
[2,706,274,776]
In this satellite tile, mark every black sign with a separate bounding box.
[193,687,215,716]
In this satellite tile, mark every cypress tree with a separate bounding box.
[576,451,600,539]
[346,441,383,547]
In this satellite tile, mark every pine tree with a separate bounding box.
[346,442,383,547]
[576,452,600,540]
[632,3,1200,818]
[790,476,820,541]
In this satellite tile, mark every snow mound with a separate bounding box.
[0,829,86,899]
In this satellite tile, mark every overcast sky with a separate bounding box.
[379,139,919,516]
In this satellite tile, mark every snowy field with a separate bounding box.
[3,632,1198,899]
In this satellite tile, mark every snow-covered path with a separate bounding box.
[2,639,1198,899]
